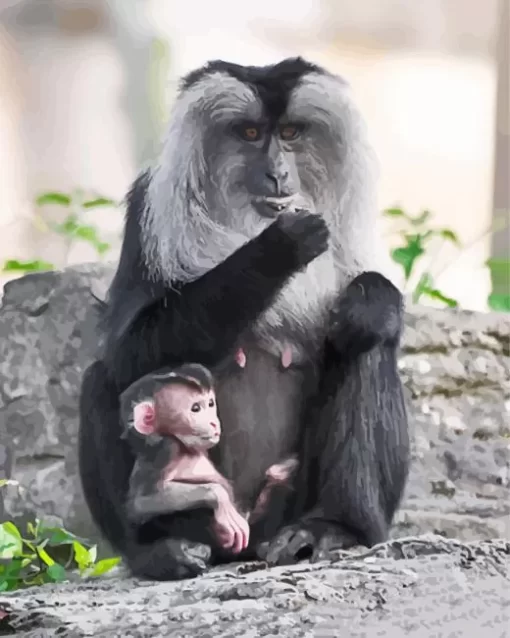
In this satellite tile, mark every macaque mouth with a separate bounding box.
[262,195,297,209]
[254,194,299,216]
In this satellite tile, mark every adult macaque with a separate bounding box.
[79,57,410,581]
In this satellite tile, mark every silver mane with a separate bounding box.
[140,64,382,347]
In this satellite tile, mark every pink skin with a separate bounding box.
[235,345,293,370]
[249,456,299,522]
[132,384,249,553]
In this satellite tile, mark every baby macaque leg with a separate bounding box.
[209,484,250,554]
[265,456,299,482]
[250,456,299,522]
[128,482,221,524]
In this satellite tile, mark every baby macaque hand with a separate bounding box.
[209,484,249,554]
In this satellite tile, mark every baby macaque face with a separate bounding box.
[132,382,221,451]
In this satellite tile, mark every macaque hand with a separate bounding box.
[209,484,250,554]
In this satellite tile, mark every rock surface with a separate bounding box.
[1,263,509,546]
[1,536,509,637]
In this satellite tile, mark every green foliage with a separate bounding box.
[50,214,110,255]
[2,259,55,273]
[35,192,73,207]
[384,207,462,308]
[0,516,121,591]
[486,257,510,312]
[1,189,119,275]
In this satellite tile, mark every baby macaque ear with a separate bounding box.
[132,400,156,435]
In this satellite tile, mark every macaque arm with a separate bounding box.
[128,482,220,522]
[209,484,250,554]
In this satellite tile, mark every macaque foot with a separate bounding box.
[257,519,358,566]
[128,538,211,581]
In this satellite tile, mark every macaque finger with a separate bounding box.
[212,508,237,549]
[230,510,250,553]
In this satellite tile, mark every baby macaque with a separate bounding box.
[120,363,249,554]
[120,363,299,555]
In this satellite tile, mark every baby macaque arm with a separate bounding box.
[208,483,250,554]
[128,482,220,523]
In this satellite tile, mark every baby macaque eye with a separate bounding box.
[191,403,201,413]
[208,398,215,407]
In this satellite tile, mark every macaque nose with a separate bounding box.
[265,170,289,196]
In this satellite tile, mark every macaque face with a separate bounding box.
[132,382,221,450]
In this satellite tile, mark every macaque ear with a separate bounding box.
[132,400,156,435]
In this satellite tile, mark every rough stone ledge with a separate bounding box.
[1,535,509,637]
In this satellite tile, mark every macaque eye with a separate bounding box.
[208,398,215,407]
[234,123,262,142]
[280,124,302,141]
[191,403,201,413]
[244,127,259,140]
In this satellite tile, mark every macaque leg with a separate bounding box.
[128,482,221,524]
[250,456,299,521]
[209,484,250,554]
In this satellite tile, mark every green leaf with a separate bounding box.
[438,228,460,245]
[52,215,110,254]
[0,557,25,587]
[0,523,23,559]
[38,526,79,546]
[22,539,36,552]
[26,521,38,538]
[74,225,99,242]
[87,545,97,565]
[412,272,433,303]
[383,207,407,218]
[486,257,510,277]
[2,259,54,273]
[20,556,36,569]
[36,546,55,567]
[486,258,510,312]
[82,197,117,209]
[410,210,431,226]
[488,293,510,312]
[88,556,121,577]
[422,288,459,308]
[46,563,67,583]
[391,234,425,280]
[53,214,79,236]
[73,541,91,570]
[36,192,72,206]
[95,241,111,255]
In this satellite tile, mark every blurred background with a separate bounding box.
[0,0,508,313]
